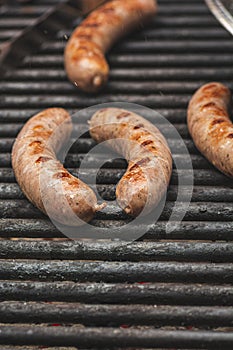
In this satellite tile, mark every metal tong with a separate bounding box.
[0,0,107,74]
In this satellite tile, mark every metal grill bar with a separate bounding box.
[1,302,233,327]
[0,18,35,28]
[1,184,233,202]
[1,326,233,349]
[1,281,233,305]
[0,93,193,109]
[0,241,233,262]
[24,54,233,67]
[4,67,233,80]
[0,260,232,283]
[1,219,233,241]
[0,108,188,123]
[1,199,233,223]
[60,28,228,40]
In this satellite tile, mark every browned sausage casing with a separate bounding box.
[12,108,104,226]
[90,108,172,217]
[188,82,233,178]
[64,0,157,93]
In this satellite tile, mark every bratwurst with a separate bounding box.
[89,108,172,216]
[187,82,233,177]
[64,0,157,93]
[12,108,104,226]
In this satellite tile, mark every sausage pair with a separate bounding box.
[12,108,172,225]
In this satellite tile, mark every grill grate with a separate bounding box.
[0,0,233,349]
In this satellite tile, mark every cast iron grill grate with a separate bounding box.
[0,0,233,349]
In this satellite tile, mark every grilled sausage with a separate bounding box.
[89,108,172,216]
[64,0,157,93]
[188,82,233,178]
[12,108,104,226]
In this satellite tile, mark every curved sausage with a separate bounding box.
[89,108,172,217]
[187,82,233,177]
[64,0,157,93]
[12,108,104,226]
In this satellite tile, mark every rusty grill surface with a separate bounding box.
[0,0,233,349]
